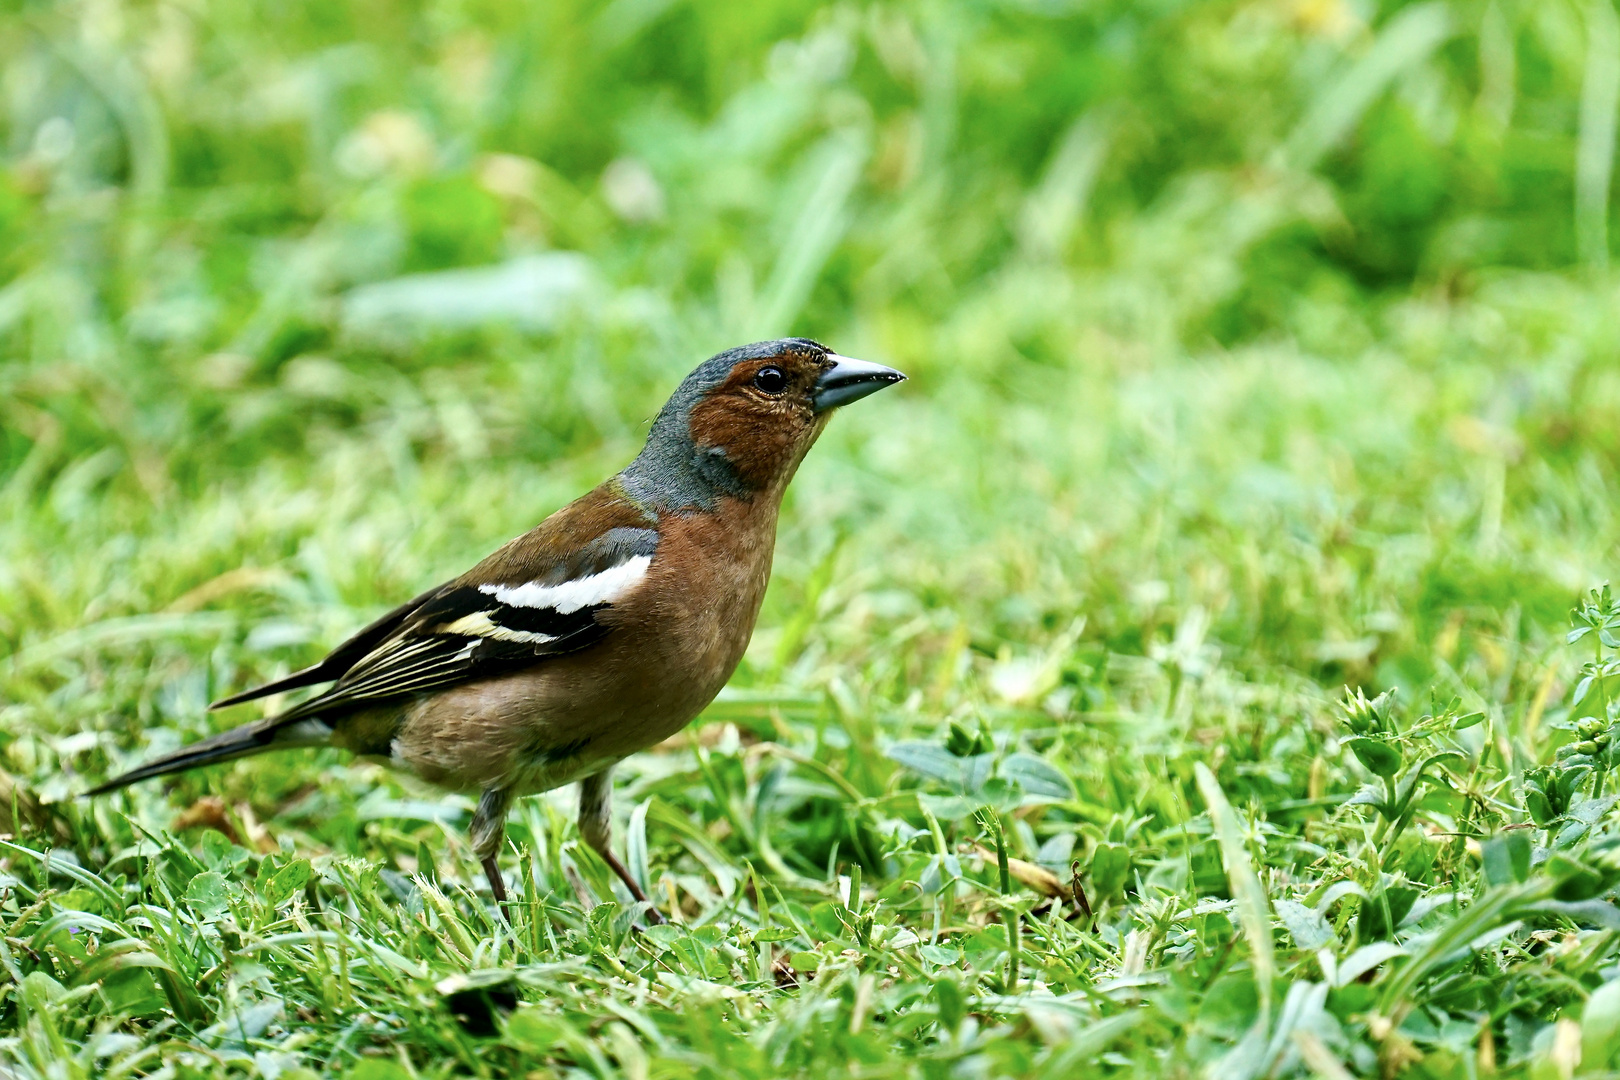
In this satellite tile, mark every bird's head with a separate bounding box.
[620,338,905,512]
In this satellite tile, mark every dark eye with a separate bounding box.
[753,366,787,395]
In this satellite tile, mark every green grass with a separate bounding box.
[8,0,1620,1075]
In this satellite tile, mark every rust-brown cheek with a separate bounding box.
[687,393,808,493]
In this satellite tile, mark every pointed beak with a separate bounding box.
[813,354,907,413]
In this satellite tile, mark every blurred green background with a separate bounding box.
[7,0,1620,1073]
[7,0,1620,756]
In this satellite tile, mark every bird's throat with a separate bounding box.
[617,431,753,514]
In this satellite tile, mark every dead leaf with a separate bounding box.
[174,796,238,843]
[174,797,277,852]
[971,844,1073,899]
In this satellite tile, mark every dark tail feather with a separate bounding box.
[83,719,330,797]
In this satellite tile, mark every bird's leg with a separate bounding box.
[578,768,664,925]
[471,787,513,921]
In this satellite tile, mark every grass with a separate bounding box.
[7,0,1620,1075]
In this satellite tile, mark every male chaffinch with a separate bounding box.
[89,338,904,922]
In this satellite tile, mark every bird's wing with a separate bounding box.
[209,584,443,709]
[213,489,659,722]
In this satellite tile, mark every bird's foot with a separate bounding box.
[482,854,514,927]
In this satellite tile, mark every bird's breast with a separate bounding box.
[591,494,780,738]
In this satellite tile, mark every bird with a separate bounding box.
[87,338,905,923]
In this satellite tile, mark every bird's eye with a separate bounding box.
[753,366,788,395]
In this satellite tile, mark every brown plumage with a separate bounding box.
[87,339,905,922]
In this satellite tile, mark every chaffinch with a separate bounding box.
[89,339,904,921]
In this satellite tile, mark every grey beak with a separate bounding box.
[813,354,907,412]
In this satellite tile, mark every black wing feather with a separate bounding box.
[209,583,445,710]
[213,524,657,726]
[272,589,610,723]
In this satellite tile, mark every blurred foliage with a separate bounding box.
[9,0,1620,1076]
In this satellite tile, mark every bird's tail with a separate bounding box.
[83,719,331,797]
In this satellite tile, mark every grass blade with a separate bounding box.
[1195,763,1274,1014]
[1578,0,1620,269]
